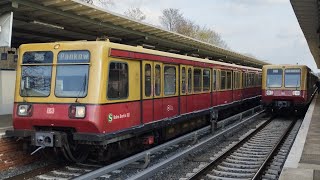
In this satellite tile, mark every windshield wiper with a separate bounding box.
[75,73,87,103]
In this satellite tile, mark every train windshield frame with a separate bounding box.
[266,69,283,88]
[20,51,53,97]
[284,68,301,88]
[55,50,90,98]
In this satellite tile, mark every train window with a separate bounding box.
[220,71,226,90]
[155,65,161,96]
[267,69,282,88]
[145,64,152,97]
[20,66,52,97]
[227,71,232,89]
[20,51,54,97]
[188,68,192,93]
[164,66,176,95]
[55,65,89,98]
[285,69,301,88]
[182,67,186,94]
[194,69,202,92]
[234,72,239,89]
[234,72,238,89]
[242,73,246,88]
[203,69,210,91]
[107,62,128,99]
[213,70,217,91]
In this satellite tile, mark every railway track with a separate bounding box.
[181,117,300,180]
[4,106,265,180]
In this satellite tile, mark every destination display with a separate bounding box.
[58,50,90,63]
[22,51,53,64]
[285,69,301,74]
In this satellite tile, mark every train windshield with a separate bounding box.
[20,51,53,97]
[55,51,90,98]
[285,69,301,88]
[266,69,282,88]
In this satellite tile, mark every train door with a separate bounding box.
[142,61,154,123]
[180,65,187,114]
[163,64,179,118]
[239,71,243,100]
[154,62,163,121]
[186,66,193,113]
[212,69,218,106]
[233,71,236,102]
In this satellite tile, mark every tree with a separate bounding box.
[124,7,146,21]
[195,26,229,49]
[80,0,114,9]
[159,8,229,49]
[159,8,184,31]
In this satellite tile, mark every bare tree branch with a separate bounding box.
[159,8,229,49]
[124,7,146,21]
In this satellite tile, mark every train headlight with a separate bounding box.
[293,90,301,96]
[18,104,32,116]
[266,90,274,96]
[75,106,86,118]
[69,105,86,119]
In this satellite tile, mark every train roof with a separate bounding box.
[262,64,310,69]
[20,40,261,72]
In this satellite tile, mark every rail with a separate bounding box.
[74,105,263,180]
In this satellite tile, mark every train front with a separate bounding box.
[262,65,307,111]
[6,42,106,161]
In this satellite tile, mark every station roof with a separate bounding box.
[0,0,268,68]
[291,0,320,68]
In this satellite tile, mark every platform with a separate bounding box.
[0,114,13,135]
[279,94,320,180]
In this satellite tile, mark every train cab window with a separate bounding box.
[194,69,202,92]
[188,68,192,93]
[20,51,53,97]
[164,66,176,95]
[155,65,161,96]
[203,69,210,91]
[220,71,226,90]
[226,71,232,89]
[182,67,186,94]
[285,69,301,88]
[107,62,128,99]
[267,69,282,88]
[145,64,152,97]
[213,70,217,91]
[55,50,90,98]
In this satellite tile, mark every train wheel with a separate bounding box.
[61,142,89,163]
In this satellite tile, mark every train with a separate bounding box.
[261,64,318,112]
[6,40,262,162]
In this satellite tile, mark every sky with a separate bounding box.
[94,0,318,72]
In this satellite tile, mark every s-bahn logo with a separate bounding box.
[108,113,113,123]
[167,105,173,111]
[108,112,131,123]
[46,108,55,114]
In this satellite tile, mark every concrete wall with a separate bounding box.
[0,70,16,115]
[0,47,17,70]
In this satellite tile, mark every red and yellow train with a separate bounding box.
[7,40,262,162]
[261,64,318,112]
